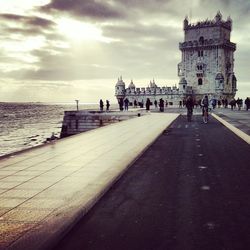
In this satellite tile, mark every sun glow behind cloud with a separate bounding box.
[57,18,112,43]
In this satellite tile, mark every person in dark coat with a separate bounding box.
[146,98,151,111]
[245,97,250,111]
[186,96,194,119]
[159,98,164,112]
[119,99,124,111]
[154,100,158,108]
[99,99,104,111]
[124,98,129,111]
[106,100,110,111]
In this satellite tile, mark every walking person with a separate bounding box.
[146,98,151,111]
[202,95,209,123]
[154,100,158,108]
[159,98,164,112]
[245,97,250,111]
[236,98,243,110]
[119,99,124,111]
[106,100,110,111]
[186,96,194,122]
[124,98,129,111]
[179,100,182,108]
[99,99,104,111]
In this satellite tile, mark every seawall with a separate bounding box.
[60,110,141,138]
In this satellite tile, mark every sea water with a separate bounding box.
[0,102,117,157]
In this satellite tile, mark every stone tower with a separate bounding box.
[178,11,237,100]
[115,76,125,103]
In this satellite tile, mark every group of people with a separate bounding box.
[99,99,110,111]
[186,95,209,121]
[101,96,250,113]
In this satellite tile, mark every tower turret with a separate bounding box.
[184,16,189,30]
[215,11,222,22]
[115,76,125,103]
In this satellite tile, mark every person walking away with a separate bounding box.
[119,99,124,111]
[154,100,158,108]
[106,100,110,111]
[245,97,250,111]
[202,95,209,117]
[165,100,168,108]
[99,99,104,111]
[146,98,151,111]
[186,96,194,121]
[229,98,236,110]
[237,98,243,110]
[179,100,182,108]
[211,98,216,109]
[124,98,129,111]
[159,98,164,112]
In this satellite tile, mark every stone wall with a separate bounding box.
[60,111,140,138]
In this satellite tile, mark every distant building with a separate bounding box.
[115,11,237,105]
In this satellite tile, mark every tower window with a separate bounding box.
[198,78,203,85]
[197,65,203,70]
[198,51,204,57]
[199,36,204,45]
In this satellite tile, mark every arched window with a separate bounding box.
[198,78,203,85]
[199,36,204,45]
[198,50,204,57]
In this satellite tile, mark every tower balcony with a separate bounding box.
[179,40,236,51]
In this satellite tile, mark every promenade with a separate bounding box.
[54,109,250,250]
[0,113,178,250]
[0,107,249,250]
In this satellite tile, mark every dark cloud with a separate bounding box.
[0,13,56,37]
[0,14,55,28]
[40,0,125,20]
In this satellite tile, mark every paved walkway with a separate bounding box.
[154,106,250,144]
[0,113,178,250]
[213,108,250,136]
[53,115,250,250]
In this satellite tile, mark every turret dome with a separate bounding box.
[128,80,135,89]
[115,76,125,87]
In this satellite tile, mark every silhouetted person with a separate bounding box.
[106,100,110,111]
[99,99,104,111]
[146,98,151,111]
[186,96,194,121]
[245,97,250,111]
[154,100,158,108]
[179,100,182,108]
[124,98,129,111]
[159,98,164,112]
[236,98,243,110]
[119,99,124,111]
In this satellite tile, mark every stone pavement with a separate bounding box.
[0,113,178,250]
[155,106,250,144]
[212,108,250,136]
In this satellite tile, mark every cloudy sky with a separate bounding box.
[0,0,249,103]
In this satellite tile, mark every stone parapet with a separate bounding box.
[60,111,140,138]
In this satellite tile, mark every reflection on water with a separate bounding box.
[0,102,114,157]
